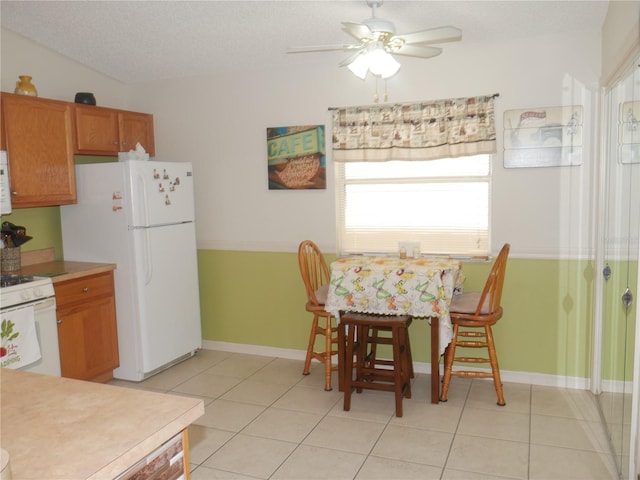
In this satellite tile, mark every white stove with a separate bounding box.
[1,274,55,307]
[0,273,60,376]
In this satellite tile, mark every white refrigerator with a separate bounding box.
[61,160,202,381]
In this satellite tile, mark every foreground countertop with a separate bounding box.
[0,369,204,479]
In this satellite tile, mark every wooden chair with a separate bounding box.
[440,243,510,406]
[298,240,339,391]
[340,312,413,417]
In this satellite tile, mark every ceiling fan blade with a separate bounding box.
[338,50,365,68]
[287,44,363,54]
[341,21,375,42]
[397,26,462,45]
[393,44,443,59]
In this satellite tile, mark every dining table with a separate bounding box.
[325,254,463,404]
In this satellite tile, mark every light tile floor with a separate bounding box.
[110,349,620,480]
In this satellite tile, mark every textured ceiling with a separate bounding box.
[1,0,609,84]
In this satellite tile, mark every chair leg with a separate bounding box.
[323,316,333,391]
[343,322,356,412]
[399,325,412,399]
[439,324,458,402]
[303,314,319,376]
[355,324,369,394]
[368,327,379,369]
[338,322,345,392]
[485,326,506,406]
[404,327,414,379]
[391,325,404,417]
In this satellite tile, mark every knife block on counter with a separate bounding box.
[1,247,21,272]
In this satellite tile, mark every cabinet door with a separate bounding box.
[119,111,155,156]
[55,272,120,382]
[74,105,120,154]
[57,296,119,381]
[1,93,76,207]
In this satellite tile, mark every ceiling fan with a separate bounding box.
[287,0,462,79]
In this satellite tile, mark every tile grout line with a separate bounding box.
[439,377,473,479]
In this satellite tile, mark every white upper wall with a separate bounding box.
[2,25,602,258]
[129,29,602,258]
[1,29,127,108]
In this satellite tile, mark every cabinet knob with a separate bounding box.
[57,319,62,325]
[83,287,89,292]
[11,191,17,196]
[113,141,119,146]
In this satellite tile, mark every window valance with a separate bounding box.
[331,94,498,162]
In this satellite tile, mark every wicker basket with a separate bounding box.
[1,247,21,272]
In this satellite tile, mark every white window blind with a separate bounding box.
[336,155,491,256]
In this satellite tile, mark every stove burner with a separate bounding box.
[0,274,35,288]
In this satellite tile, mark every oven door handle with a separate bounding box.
[1,297,55,314]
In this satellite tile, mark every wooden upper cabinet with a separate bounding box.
[119,110,155,155]
[1,93,76,207]
[74,105,155,156]
[73,105,120,154]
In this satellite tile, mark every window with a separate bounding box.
[336,154,491,257]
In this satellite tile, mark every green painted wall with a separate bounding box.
[4,203,601,381]
[198,249,597,380]
[1,206,63,259]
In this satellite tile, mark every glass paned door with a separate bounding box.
[599,56,640,479]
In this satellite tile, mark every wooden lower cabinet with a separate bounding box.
[55,271,119,382]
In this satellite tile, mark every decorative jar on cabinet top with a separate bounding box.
[14,75,37,96]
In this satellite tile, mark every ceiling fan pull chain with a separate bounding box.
[384,80,389,102]
[374,77,379,102]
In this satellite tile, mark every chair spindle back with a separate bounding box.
[298,240,330,307]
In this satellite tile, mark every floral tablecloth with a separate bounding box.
[325,256,463,355]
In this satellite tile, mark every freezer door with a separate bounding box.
[126,160,195,227]
[130,222,202,374]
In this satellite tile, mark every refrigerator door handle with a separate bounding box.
[134,171,151,227]
[143,227,153,285]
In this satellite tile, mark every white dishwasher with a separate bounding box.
[0,274,60,376]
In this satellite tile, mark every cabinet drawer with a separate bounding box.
[54,272,114,308]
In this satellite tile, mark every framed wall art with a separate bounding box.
[619,101,640,164]
[267,125,326,190]
[503,105,583,168]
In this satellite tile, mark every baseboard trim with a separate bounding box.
[202,340,591,390]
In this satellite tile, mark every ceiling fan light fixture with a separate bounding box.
[347,53,369,79]
[367,47,400,78]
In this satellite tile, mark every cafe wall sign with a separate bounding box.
[503,105,583,168]
[267,125,326,190]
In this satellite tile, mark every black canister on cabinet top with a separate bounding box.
[74,92,96,105]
